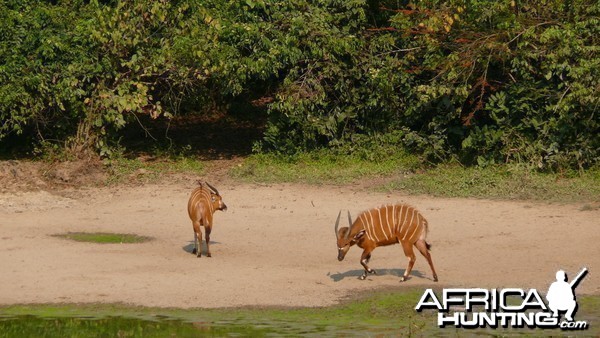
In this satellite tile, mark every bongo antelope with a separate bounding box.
[187,181,227,257]
[334,205,438,281]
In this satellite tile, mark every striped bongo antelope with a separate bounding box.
[334,205,438,282]
[187,181,227,257]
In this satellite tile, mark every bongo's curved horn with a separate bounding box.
[205,182,220,195]
[334,210,342,239]
[346,211,353,239]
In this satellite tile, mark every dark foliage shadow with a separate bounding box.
[119,103,267,160]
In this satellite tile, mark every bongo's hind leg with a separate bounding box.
[415,239,438,282]
[193,221,202,257]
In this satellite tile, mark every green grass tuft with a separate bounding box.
[383,164,600,202]
[1,290,599,336]
[230,150,599,202]
[0,289,436,336]
[53,232,152,244]
[230,150,421,185]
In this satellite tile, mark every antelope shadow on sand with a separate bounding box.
[328,268,428,282]
[182,241,221,255]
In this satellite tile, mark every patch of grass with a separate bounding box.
[1,290,599,336]
[579,204,600,211]
[383,164,600,202]
[0,289,435,336]
[230,150,421,185]
[231,149,599,202]
[52,232,152,244]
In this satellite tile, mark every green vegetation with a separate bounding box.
[2,290,599,337]
[260,0,600,171]
[232,152,600,202]
[1,290,432,331]
[384,164,600,202]
[0,316,207,338]
[1,0,597,172]
[232,143,421,184]
[231,152,400,184]
[0,290,434,336]
[52,232,152,244]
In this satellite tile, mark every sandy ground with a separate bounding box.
[0,181,598,308]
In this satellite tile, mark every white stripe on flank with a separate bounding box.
[418,213,426,239]
[200,190,214,214]
[368,210,380,242]
[402,209,416,240]
[398,205,407,236]
[360,214,374,242]
[392,205,398,233]
[399,205,406,234]
[384,207,393,240]
[358,214,367,240]
[191,190,205,210]
[377,208,387,240]
[409,212,422,242]
[420,215,428,239]
[191,190,203,203]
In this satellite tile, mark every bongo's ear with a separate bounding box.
[353,230,366,241]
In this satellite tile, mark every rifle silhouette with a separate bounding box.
[569,267,588,289]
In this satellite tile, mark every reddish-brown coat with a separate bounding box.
[335,205,438,282]
[187,182,227,257]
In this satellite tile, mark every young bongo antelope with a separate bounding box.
[334,205,438,282]
[187,181,227,257]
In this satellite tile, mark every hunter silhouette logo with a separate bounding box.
[546,268,588,322]
[415,267,589,330]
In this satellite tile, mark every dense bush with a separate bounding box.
[0,0,598,170]
[1,0,183,157]
[0,0,287,157]
[262,0,600,171]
